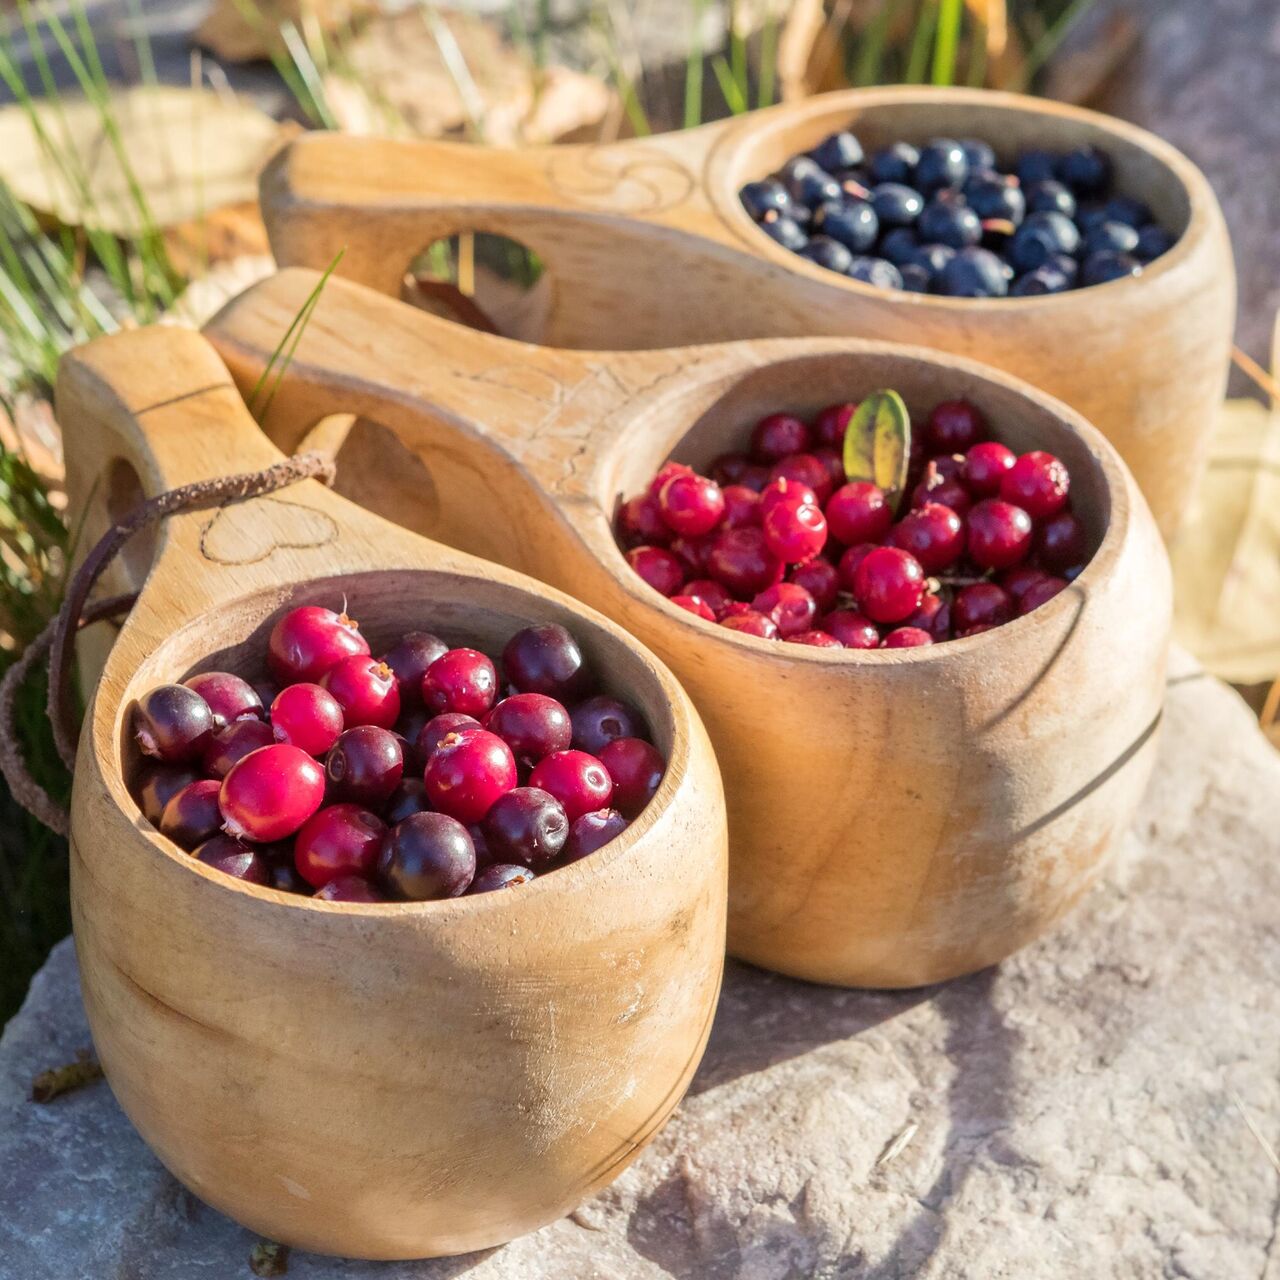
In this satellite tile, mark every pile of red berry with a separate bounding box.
[616,397,1089,648]
[128,606,665,901]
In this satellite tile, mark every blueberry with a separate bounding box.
[869,142,919,185]
[759,215,807,251]
[1103,194,1151,228]
[816,199,879,253]
[1081,250,1141,286]
[739,179,792,221]
[1016,149,1058,186]
[1084,219,1140,256]
[1011,267,1070,296]
[966,178,1025,230]
[1075,203,1109,235]
[789,202,814,229]
[899,263,932,293]
[915,138,968,193]
[911,243,956,277]
[1135,224,1176,260]
[1009,210,1080,272]
[938,247,1009,297]
[798,235,854,274]
[917,199,981,249]
[959,138,996,171]
[1024,180,1076,219]
[809,130,864,173]
[846,256,904,290]
[870,182,924,227]
[834,168,872,196]
[879,226,920,265]
[1057,144,1111,195]
[781,157,841,207]
[1046,252,1079,283]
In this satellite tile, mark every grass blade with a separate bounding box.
[931,0,964,85]
[906,1,939,83]
[683,0,706,130]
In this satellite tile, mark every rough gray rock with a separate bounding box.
[3,647,1279,1279]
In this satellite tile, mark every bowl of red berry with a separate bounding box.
[59,327,727,1259]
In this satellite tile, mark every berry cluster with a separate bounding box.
[617,398,1090,647]
[128,606,665,901]
[739,130,1176,297]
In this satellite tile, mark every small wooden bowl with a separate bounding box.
[57,327,728,1260]
[205,269,1172,989]
[259,87,1234,539]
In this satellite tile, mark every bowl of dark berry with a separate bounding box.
[257,88,1233,538]
[206,269,1170,991]
[59,327,727,1260]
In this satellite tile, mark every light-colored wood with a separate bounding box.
[56,326,728,1260]
[260,87,1235,539]
[205,268,1173,990]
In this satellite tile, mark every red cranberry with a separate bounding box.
[912,474,972,517]
[813,447,847,494]
[836,542,878,593]
[270,683,344,757]
[822,609,881,649]
[962,442,1016,496]
[671,594,716,621]
[668,535,713,576]
[267,605,369,684]
[721,485,762,529]
[853,546,925,623]
[219,744,325,842]
[905,592,952,642]
[528,749,612,821]
[1019,576,1068,613]
[599,737,664,817]
[762,499,827,564]
[416,712,481,759]
[563,809,628,862]
[759,477,818,517]
[881,627,933,648]
[953,582,1015,631]
[787,630,843,648]
[468,864,536,893]
[421,647,498,719]
[193,835,270,884]
[486,693,571,762]
[133,684,213,763]
[812,401,857,449]
[325,725,404,806]
[825,482,892,546]
[706,528,784,597]
[648,461,694,499]
[751,412,810,462]
[503,624,589,699]
[1001,451,1070,518]
[425,729,517,824]
[789,558,840,613]
[1037,510,1087,571]
[183,671,262,727]
[710,452,753,485]
[378,811,476,899]
[967,499,1034,569]
[769,453,835,505]
[658,472,725,536]
[683,578,733,618]
[569,695,647,755]
[888,502,964,572]
[321,656,400,729]
[294,803,386,887]
[482,787,569,869]
[315,875,385,902]
[384,778,431,824]
[752,582,817,636]
[927,399,986,452]
[202,718,275,778]
[159,779,224,849]
[380,632,449,704]
[135,763,199,824]
[617,493,672,547]
[720,610,780,640]
[1000,564,1053,601]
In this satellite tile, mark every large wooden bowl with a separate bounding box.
[259,87,1235,538]
[57,327,727,1260]
[205,270,1172,989]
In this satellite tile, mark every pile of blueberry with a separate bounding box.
[616,397,1092,647]
[129,606,665,901]
[739,130,1176,296]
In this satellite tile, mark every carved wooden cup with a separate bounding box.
[58,326,728,1260]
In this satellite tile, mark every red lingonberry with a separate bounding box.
[648,461,694,500]
[626,545,686,597]
[528,750,613,821]
[670,594,717,621]
[887,502,964,572]
[788,558,840,613]
[270,683,345,757]
[706,527,784,597]
[658,472,725,536]
[966,499,1034,570]
[953,582,1015,631]
[719,610,780,639]
[219,744,325,843]
[617,493,672,547]
[683,578,733,618]
[836,542,878,594]
[881,627,933,648]
[752,582,818,636]
[852,546,926,624]
[769,453,836,505]
[1037,510,1087,572]
[321,655,401,730]
[812,401,857,449]
[599,737,665,817]
[1018,576,1068,614]
[267,605,369,685]
[424,729,517,824]
[751,412,811,462]
[962,441,1016,497]
[927,399,986,452]
[821,610,881,649]
[762,499,827,564]
[721,485,762,529]
[825,482,892,546]
[1000,451,1070,518]
[787,630,843,648]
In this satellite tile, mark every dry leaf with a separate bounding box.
[31,1053,103,1103]
[0,86,288,234]
[197,0,369,63]
[1169,318,1280,685]
[0,394,64,492]
[163,253,276,330]
[162,199,272,276]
